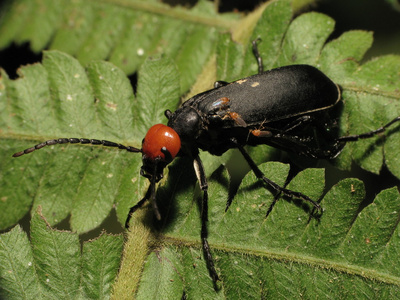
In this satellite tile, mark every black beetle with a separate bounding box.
[13,40,400,283]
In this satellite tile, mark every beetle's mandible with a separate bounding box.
[13,40,400,284]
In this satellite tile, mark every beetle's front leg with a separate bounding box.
[125,186,151,229]
[193,155,219,284]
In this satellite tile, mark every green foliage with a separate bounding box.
[0,208,123,299]
[1,0,400,298]
[385,0,400,12]
[0,0,237,92]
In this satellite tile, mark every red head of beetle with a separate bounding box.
[142,124,181,161]
[140,124,181,183]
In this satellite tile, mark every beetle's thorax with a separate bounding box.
[166,96,248,157]
[167,106,203,156]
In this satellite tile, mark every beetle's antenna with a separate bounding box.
[12,138,141,157]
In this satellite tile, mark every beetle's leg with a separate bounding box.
[281,116,312,132]
[214,81,229,88]
[125,185,152,229]
[251,116,313,138]
[12,138,141,157]
[126,161,162,228]
[264,191,284,218]
[250,129,340,159]
[263,173,310,218]
[337,116,400,143]
[252,38,264,74]
[193,154,219,283]
[150,163,162,220]
[231,138,321,211]
[165,109,173,119]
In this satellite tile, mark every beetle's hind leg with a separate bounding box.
[230,138,321,213]
[337,116,400,143]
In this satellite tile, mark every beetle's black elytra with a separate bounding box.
[13,39,400,285]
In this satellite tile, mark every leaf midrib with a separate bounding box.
[92,0,239,29]
[159,234,400,286]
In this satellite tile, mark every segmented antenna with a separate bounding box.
[12,138,141,157]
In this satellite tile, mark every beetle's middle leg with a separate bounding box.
[230,137,321,212]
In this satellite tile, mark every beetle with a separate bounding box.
[13,40,400,283]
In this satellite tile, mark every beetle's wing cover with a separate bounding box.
[197,65,340,126]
